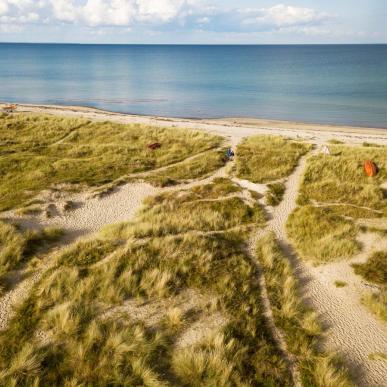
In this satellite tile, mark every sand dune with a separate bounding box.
[1,104,386,385]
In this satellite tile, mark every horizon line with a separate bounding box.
[1,42,387,46]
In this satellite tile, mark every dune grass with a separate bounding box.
[139,148,227,187]
[298,144,387,211]
[286,206,360,264]
[0,221,63,279]
[0,178,298,385]
[361,291,387,322]
[0,113,222,211]
[328,139,344,145]
[334,281,348,288]
[288,143,386,264]
[352,251,386,322]
[236,135,312,183]
[352,251,386,286]
[265,182,286,206]
[255,233,351,386]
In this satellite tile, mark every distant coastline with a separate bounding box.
[3,103,387,144]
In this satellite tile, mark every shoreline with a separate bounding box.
[2,102,387,146]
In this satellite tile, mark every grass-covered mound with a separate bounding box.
[288,143,387,263]
[0,179,294,386]
[352,251,387,286]
[236,135,311,183]
[0,221,62,281]
[141,148,227,187]
[286,206,360,264]
[0,113,222,210]
[298,144,387,213]
[265,182,286,206]
[353,251,386,322]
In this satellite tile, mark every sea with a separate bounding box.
[1,43,387,128]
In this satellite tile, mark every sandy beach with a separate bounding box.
[1,103,386,386]
[3,102,387,147]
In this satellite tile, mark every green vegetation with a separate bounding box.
[334,281,348,288]
[368,352,387,361]
[352,251,386,286]
[363,142,383,148]
[236,135,312,183]
[265,182,286,206]
[141,148,226,187]
[328,139,344,145]
[361,291,386,322]
[353,251,386,322]
[298,144,386,211]
[286,206,360,264]
[0,221,63,277]
[0,113,222,211]
[255,233,351,386]
[0,221,63,291]
[289,143,387,264]
[0,179,298,385]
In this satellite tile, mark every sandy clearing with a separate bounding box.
[0,182,160,332]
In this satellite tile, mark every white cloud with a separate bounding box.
[0,1,334,37]
[0,1,9,15]
[247,4,330,28]
[48,0,200,26]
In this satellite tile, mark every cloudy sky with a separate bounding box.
[0,0,386,44]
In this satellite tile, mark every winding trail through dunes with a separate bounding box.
[261,151,387,386]
[1,107,387,385]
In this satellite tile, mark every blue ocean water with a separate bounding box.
[1,43,387,128]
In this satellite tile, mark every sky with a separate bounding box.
[0,0,386,44]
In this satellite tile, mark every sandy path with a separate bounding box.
[0,161,232,333]
[263,152,387,386]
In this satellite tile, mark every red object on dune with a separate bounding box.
[147,143,161,150]
[3,104,17,113]
[364,160,377,177]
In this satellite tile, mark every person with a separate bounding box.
[226,148,235,160]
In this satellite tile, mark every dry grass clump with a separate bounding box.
[322,205,382,219]
[298,144,386,211]
[0,179,291,385]
[328,139,344,144]
[286,206,360,263]
[0,221,63,279]
[352,251,386,286]
[368,352,387,361]
[0,113,221,210]
[265,182,286,206]
[353,251,386,322]
[256,233,352,386]
[334,281,348,288]
[143,149,226,187]
[363,142,383,148]
[361,291,386,322]
[236,135,311,183]
[56,239,119,267]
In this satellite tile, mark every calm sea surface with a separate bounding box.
[1,44,387,128]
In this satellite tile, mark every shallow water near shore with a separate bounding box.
[1,43,387,128]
